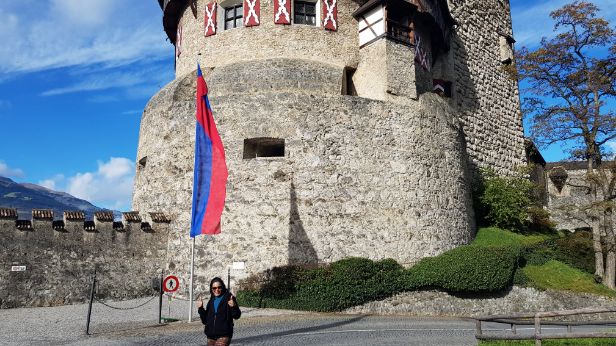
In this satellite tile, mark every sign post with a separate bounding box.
[162,275,179,322]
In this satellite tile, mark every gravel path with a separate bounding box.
[0,296,302,345]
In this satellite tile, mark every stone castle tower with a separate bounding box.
[133,0,525,294]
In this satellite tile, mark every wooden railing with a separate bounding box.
[475,307,616,346]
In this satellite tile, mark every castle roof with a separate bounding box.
[159,0,189,44]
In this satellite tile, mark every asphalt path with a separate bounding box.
[85,314,483,345]
[3,297,615,345]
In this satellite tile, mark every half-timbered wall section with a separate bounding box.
[352,0,455,102]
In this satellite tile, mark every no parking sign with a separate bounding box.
[163,275,179,293]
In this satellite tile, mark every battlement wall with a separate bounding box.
[0,208,171,308]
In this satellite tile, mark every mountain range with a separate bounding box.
[0,176,114,220]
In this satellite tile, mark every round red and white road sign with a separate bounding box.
[163,275,180,293]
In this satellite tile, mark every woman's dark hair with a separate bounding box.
[209,277,227,296]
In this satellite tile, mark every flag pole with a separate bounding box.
[188,236,195,322]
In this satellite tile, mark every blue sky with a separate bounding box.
[0,0,614,211]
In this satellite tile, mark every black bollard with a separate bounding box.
[158,273,164,324]
[86,270,97,335]
[228,268,231,292]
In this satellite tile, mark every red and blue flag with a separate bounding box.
[190,65,228,237]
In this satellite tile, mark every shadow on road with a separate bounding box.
[232,314,371,344]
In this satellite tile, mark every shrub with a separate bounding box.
[474,168,554,233]
[479,169,535,230]
[237,258,405,312]
[403,245,521,293]
[555,231,595,274]
[237,245,522,312]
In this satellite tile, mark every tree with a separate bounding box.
[517,1,616,287]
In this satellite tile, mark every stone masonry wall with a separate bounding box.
[133,59,475,297]
[134,0,527,297]
[345,286,616,318]
[545,164,614,232]
[174,0,361,76]
[448,0,526,176]
[172,0,527,176]
[0,209,169,308]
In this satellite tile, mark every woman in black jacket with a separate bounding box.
[197,277,241,346]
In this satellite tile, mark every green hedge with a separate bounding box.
[402,245,520,293]
[238,245,521,311]
[237,258,405,312]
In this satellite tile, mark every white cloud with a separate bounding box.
[0,160,24,178]
[50,0,117,27]
[41,157,135,211]
[40,61,172,97]
[512,0,616,47]
[38,174,65,190]
[0,1,169,75]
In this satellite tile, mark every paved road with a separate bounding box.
[3,297,615,345]
[84,314,482,345]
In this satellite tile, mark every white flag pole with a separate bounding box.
[188,236,195,322]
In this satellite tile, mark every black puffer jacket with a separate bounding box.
[198,292,241,339]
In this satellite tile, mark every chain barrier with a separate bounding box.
[93,296,157,310]
[163,293,194,301]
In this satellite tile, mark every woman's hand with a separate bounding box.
[228,294,235,307]
[197,296,203,308]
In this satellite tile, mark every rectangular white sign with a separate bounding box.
[232,261,245,270]
[11,266,26,272]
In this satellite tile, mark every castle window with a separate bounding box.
[243,138,285,159]
[224,4,243,30]
[342,67,357,96]
[138,156,147,169]
[499,33,515,65]
[294,1,317,25]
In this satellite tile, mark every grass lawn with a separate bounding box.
[523,260,616,297]
[479,339,616,345]
[472,227,552,247]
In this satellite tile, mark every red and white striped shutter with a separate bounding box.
[244,0,260,27]
[204,2,217,37]
[322,0,338,31]
[274,0,291,25]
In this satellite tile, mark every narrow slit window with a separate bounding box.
[342,67,357,96]
[243,138,285,159]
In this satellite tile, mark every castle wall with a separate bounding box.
[174,0,361,76]
[129,0,527,296]
[133,59,475,296]
[448,0,526,175]
[545,163,614,232]
[0,210,169,308]
[171,0,526,176]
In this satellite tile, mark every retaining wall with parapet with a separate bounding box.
[0,208,170,309]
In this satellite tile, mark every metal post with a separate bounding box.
[86,270,97,335]
[228,267,231,292]
[158,273,164,324]
[188,236,195,322]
